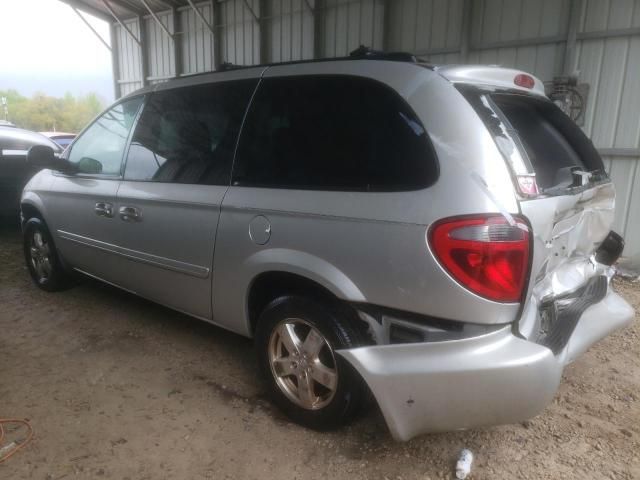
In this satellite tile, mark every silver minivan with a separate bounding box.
[21,53,634,441]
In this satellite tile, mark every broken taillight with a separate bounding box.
[429,215,530,302]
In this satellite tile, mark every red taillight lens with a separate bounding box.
[429,215,530,302]
[514,73,535,89]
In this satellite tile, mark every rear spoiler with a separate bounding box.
[434,65,546,97]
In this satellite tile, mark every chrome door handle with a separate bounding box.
[119,206,142,222]
[95,202,113,218]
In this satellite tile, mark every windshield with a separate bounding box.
[459,86,605,194]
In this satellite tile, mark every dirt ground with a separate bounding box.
[1,220,639,480]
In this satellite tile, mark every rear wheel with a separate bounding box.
[23,217,71,291]
[255,295,366,430]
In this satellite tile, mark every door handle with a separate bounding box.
[95,202,113,218]
[119,206,142,222]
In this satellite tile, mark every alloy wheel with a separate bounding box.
[268,318,338,410]
[29,230,52,283]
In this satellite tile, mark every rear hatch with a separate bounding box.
[440,67,617,342]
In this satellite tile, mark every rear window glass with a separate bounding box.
[233,75,438,191]
[460,87,604,191]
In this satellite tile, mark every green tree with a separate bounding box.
[0,90,105,132]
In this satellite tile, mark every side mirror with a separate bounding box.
[77,157,102,174]
[27,145,77,173]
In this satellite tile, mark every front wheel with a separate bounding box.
[255,295,367,430]
[23,217,71,292]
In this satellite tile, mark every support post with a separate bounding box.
[172,7,182,77]
[460,0,472,62]
[563,0,582,75]
[382,0,392,51]
[138,15,149,86]
[313,0,324,58]
[213,0,224,69]
[109,23,122,99]
[259,0,269,63]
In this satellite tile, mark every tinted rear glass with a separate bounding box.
[491,93,603,189]
[460,87,604,191]
[233,75,438,191]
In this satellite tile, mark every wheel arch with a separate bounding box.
[246,269,366,336]
[20,193,47,228]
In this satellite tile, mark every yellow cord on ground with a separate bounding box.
[0,419,34,463]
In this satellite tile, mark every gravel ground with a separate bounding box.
[1,220,639,480]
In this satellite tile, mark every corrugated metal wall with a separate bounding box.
[574,0,640,267]
[179,3,215,74]
[109,0,640,267]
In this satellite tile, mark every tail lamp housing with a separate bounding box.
[429,215,531,303]
[514,73,535,89]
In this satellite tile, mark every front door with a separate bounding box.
[114,77,258,319]
[48,97,143,285]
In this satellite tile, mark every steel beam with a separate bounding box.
[258,0,269,63]
[563,0,582,75]
[58,0,112,22]
[186,0,216,35]
[71,6,112,51]
[598,148,640,158]
[101,0,142,45]
[108,0,146,16]
[139,0,174,39]
[212,0,223,69]
[459,0,472,62]
[172,7,182,77]
[242,0,259,23]
[138,15,149,86]
[109,23,122,99]
[577,26,640,41]
[414,46,460,57]
[382,0,393,51]
[313,0,324,58]
[473,35,567,51]
[303,0,314,14]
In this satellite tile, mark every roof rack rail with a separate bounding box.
[178,46,432,80]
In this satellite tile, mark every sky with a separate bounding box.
[0,0,114,102]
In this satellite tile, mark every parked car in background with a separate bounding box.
[0,126,62,219]
[0,120,16,128]
[20,53,633,441]
[40,132,76,149]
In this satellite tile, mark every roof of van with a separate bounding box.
[120,47,434,99]
[119,49,545,100]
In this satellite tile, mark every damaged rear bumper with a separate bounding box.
[338,288,633,441]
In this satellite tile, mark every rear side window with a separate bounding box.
[461,87,604,192]
[233,75,438,191]
[124,79,257,185]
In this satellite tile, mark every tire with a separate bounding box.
[23,217,71,292]
[255,295,366,430]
